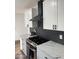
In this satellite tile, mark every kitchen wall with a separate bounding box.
[37,0,64,44]
[24,9,33,35]
[15,13,28,40]
[31,0,64,44]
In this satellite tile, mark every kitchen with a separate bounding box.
[15,0,64,59]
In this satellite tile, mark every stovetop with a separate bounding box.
[27,35,49,47]
[28,36,49,45]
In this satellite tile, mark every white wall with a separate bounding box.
[15,13,28,40]
[24,8,32,34]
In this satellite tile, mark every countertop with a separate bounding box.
[20,34,31,40]
[37,41,64,59]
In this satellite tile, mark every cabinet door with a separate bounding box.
[22,39,27,55]
[57,0,64,31]
[32,5,38,18]
[43,0,58,30]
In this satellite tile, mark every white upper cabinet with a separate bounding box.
[43,0,58,30]
[32,5,38,17]
[43,0,64,31]
[57,0,64,31]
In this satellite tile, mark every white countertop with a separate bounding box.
[37,41,64,59]
[20,34,30,40]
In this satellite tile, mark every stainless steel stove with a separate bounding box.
[26,35,49,59]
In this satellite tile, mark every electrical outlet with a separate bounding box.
[59,35,63,39]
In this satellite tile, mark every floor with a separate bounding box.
[15,40,27,59]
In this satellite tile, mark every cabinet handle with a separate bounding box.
[53,25,57,30]
[45,57,48,59]
[55,25,57,29]
[56,25,57,30]
[53,25,54,30]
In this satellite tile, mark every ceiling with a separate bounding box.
[15,0,38,14]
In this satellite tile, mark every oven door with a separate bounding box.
[27,42,37,59]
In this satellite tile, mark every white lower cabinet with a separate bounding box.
[22,39,27,55]
[20,37,27,56]
[37,41,64,59]
[20,34,30,56]
[37,49,55,59]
